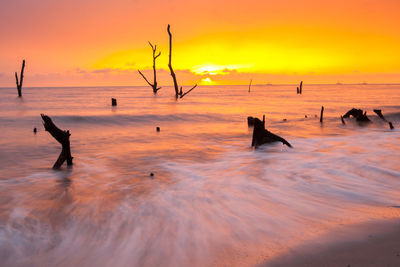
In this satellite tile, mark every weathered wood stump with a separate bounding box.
[251,118,292,148]
[41,114,73,169]
[112,98,117,106]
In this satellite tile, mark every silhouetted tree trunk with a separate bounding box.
[41,114,73,169]
[138,42,161,94]
[167,24,197,99]
[15,60,25,97]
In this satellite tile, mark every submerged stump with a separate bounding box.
[251,118,292,148]
[41,114,73,169]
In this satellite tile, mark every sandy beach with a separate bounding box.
[265,218,400,267]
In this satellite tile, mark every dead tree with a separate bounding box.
[41,114,73,169]
[251,118,292,148]
[15,60,25,97]
[167,24,197,99]
[138,42,161,94]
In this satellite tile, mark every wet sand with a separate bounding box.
[264,218,400,267]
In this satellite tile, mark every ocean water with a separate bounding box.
[0,84,399,266]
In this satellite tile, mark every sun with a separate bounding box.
[201,77,213,84]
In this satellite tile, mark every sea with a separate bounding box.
[0,84,399,266]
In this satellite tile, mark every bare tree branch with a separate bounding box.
[180,84,197,98]
[138,42,161,93]
[138,70,153,87]
[167,24,197,99]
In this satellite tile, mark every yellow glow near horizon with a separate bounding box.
[2,0,399,86]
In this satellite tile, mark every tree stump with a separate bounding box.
[251,118,292,148]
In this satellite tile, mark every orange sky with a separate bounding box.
[0,0,399,86]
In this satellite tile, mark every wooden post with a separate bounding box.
[111,98,117,106]
[138,42,161,94]
[320,106,324,123]
[15,60,25,97]
[248,79,252,93]
[167,24,197,99]
[299,81,303,94]
[41,114,73,169]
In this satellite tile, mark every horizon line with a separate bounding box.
[1,82,400,89]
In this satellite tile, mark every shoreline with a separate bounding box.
[262,217,400,267]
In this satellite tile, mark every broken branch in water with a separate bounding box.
[41,114,73,169]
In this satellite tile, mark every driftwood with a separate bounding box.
[342,108,370,122]
[138,42,161,94]
[251,118,292,148]
[373,109,387,122]
[15,60,25,97]
[167,24,197,99]
[373,109,395,130]
[341,116,345,125]
[41,114,73,169]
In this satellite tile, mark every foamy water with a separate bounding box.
[0,84,399,266]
